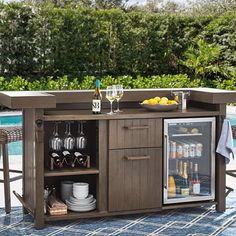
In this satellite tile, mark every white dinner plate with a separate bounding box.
[69,194,94,204]
[67,204,96,212]
[66,199,96,208]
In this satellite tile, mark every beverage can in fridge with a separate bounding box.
[196,142,203,157]
[189,143,196,157]
[182,143,190,158]
[170,141,177,159]
[176,143,183,158]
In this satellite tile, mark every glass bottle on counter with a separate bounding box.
[92,79,102,114]
[192,163,201,195]
[181,162,190,196]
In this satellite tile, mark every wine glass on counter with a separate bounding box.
[114,84,124,113]
[106,86,117,115]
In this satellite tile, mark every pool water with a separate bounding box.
[0,115,22,126]
[228,116,236,147]
[0,115,22,155]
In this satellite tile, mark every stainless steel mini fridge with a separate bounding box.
[163,117,215,204]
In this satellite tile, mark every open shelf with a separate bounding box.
[44,167,99,177]
[44,210,100,221]
[169,156,202,161]
[171,133,203,137]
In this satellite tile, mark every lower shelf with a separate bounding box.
[45,207,165,222]
[45,210,101,221]
[44,167,99,177]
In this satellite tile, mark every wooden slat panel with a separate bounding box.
[0,91,56,109]
[109,119,162,149]
[35,109,45,229]
[43,108,220,121]
[23,109,36,213]
[215,104,226,212]
[108,148,162,212]
[97,120,108,212]
[1,88,236,109]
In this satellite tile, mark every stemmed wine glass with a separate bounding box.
[114,84,124,113]
[106,86,117,115]
[49,122,63,169]
[63,121,75,150]
[49,122,63,152]
[76,121,87,150]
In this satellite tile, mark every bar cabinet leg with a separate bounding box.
[34,218,45,229]
[216,156,226,212]
[216,109,226,212]
[2,144,11,214]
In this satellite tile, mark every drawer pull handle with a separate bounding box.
[124,155,150,161]
[124,126,149,130]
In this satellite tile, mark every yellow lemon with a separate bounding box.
[149,98,158,105]
[159,100,168,105]
[160,97,168,102]
[142,99,149,104]
[154,96,161,102]
[168,100,178,105]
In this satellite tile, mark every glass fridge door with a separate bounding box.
[163,117,215,204]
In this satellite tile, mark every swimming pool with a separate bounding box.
[0,114,22,155]
[228,116,236,147]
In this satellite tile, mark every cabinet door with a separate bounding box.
[109,119,162,149]
[109,148,162,212]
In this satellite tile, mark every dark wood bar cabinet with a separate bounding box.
[0,88,236,229]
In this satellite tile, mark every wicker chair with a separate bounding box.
[0,126,22,213]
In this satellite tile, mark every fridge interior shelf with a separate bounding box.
[171,133,203,137]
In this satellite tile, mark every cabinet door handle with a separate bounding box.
[124,155,150,161]
[123,125,149,130]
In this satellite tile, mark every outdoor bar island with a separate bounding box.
[0,88,236,229]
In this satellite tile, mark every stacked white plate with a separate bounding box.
[66,182,96,212]
[66,194,96,212]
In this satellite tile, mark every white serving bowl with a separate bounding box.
[73,182,89,199]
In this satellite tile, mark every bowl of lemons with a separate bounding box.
[140,96,178,111]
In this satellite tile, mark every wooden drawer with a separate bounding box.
[109,119,162,149]
[108,148,162,212]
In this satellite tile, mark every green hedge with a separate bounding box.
[0,3,235,79]
[0,74,235,91]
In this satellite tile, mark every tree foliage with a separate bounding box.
[0,2,235,82]
[180,39,223,80]
[186,0,236,16]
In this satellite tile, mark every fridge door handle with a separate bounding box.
[163,134,169,203]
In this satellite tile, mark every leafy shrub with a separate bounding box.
[0,74,234,91]
[0,3,234,80]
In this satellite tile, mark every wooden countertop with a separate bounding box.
[43,107,220,121]
[0,88,236,109]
